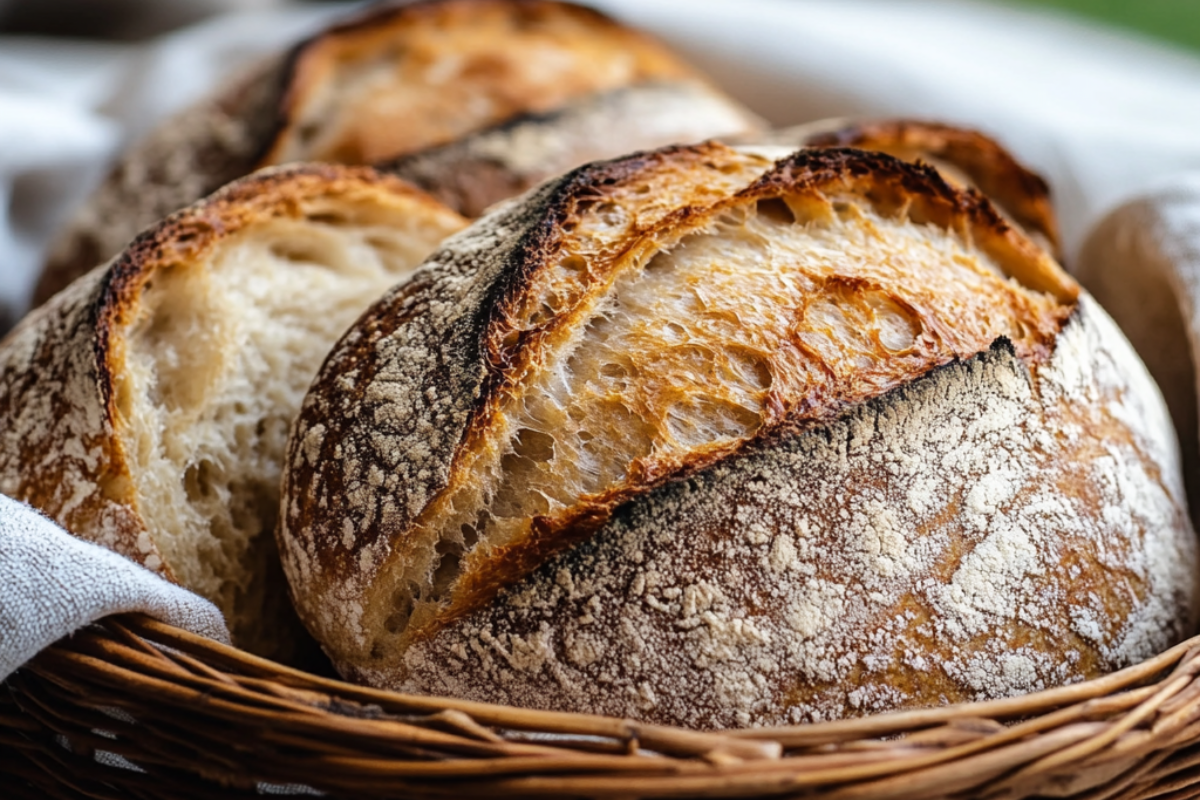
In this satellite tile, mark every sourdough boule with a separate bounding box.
[0,164,466,661]
[279,144,1199,726]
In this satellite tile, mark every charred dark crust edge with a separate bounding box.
[748,146,1009,229]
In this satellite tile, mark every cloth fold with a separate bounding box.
[0,494,229,681]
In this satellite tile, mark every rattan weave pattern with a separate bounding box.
[5,614,1200,799]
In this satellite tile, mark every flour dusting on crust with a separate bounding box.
[394,298,1197,727]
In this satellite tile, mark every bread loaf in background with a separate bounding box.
[1075,185,1200,528]
[750,118,1061,259]
[34,0,763,305]
[278,144,1199,727]
[0,165,466,661]
[382,80,767,219]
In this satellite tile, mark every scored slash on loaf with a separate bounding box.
[279,143,1199,727]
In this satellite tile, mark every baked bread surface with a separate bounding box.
[1075,197,1200,527]
[279,144,1198,725]
[36,0,751,305]
[382,80,764,217]
[0,165,466,659]
[754,118,1061,258]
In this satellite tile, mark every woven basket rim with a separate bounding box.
[7,613,1200,799]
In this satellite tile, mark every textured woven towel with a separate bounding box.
[0,493,229,681]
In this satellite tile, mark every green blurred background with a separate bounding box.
[1008,0,1200,52]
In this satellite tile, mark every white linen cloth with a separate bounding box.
[3,0,1200,682]
[0,494,229,681]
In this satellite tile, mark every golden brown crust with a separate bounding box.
[36,0,730,306]
[753,119,1061,259]
[268,0,698,165]
[280,144,1196,728]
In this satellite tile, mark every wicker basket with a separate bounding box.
[5,614,1200,799]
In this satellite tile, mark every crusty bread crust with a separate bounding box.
[36,0,741,306]
[265,0,698,166]
[751,119,1061,258]
[1,164,466,660]
[395,301,1197,727]
[382,80,764,217]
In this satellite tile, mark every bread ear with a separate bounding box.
[0,165,466,661]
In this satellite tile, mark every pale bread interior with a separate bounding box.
[114,198,462,657]
[379,192,1068,649]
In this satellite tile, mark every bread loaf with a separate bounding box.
[751,118,1061,258]
[0,165,466,660]
[279,144,1199,726]
[35,0,761,305]
[1075,186,1200,527]
[382,80,766,218]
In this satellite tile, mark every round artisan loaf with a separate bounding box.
[279,144,1199,727]
[35,0,762,305]
[0,164,466,661]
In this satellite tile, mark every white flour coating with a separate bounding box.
[396,297,1198,728]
